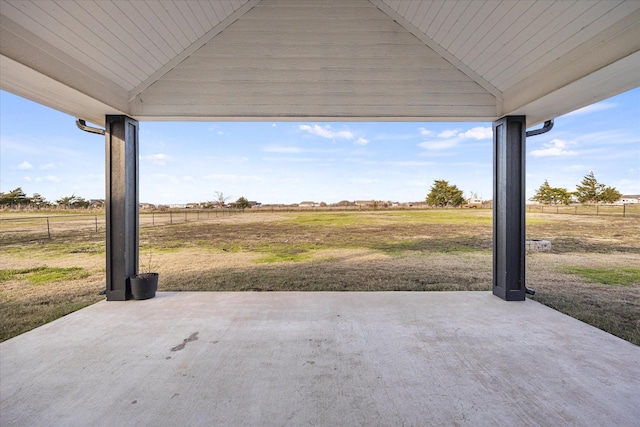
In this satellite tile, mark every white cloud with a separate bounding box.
[17,161,33,170]
[262,145,302,153]
[530,139,577,157]
[418,139,459,150]
[564,102,616,117]
[299,124,354,140]
[40,163,56,170]
[419,127,434,137]
[437,129,460,138]
[364,160,435,167]
[417,126,493,152]
[207,125,224,134]
[355,137,369,146]
[350,178,379,184]
[33,175,62,183]
[141,153,171,166]
[458,126,492,140]
[263,157,317,163]
[24,176,32,182]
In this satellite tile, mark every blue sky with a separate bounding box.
[1,88,638,205]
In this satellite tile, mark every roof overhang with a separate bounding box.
[1,0,639,126]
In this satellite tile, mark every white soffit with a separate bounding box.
[130,0,496,121]
[1,0,639,126]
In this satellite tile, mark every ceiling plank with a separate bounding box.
[372,0,502,104]
[503,9,640,116]
[0,14,129,111]
[127,0,259,102]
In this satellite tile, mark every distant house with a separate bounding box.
[168,204,186,209]
[354,200,374,207]
[464,198,483,208]
[333,200,355,207]
[139,203,156,210]
[248,201,262,208]
[90,199,105,208]
[299,201,318,208]
[615,195,640,205]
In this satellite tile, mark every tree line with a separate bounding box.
[424,171,624,208]
[2,171,624,211]
[532,171,621,205]
[0,188,101,209]
[0,188,251,210]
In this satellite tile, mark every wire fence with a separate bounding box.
[526,204,639,217]
[0,209,242,245]
[1,204,638,245]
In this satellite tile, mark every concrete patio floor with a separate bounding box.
[1,291,639,426]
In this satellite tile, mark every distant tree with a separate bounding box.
[426,180,465,207]
[30,193,51,209]
[71,196,90,208]
[233,196,251,209]
[56,194,91,209]
[0,187,30,207]
[600,186,622,204]
[212,191,231,208]
[574,171,620,204]
[532,180,572,205]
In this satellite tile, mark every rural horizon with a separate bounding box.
[1,167,634,210]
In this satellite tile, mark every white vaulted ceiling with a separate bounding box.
[1,0,639,126]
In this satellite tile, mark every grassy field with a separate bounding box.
[1,209,638,345]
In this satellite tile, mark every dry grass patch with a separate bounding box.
[0,269,104,341]
[159,250,492,293]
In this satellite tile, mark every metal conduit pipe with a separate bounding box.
[526,120,554,138]
[76,118,105,135]
[521,118,554,296]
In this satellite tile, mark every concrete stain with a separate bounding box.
[171,332,199,352]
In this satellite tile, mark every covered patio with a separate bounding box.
[2,292,639,426]
[1,1,639,425]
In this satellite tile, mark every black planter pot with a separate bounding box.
[130,273,159,300]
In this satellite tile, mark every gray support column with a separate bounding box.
[493,116,526,301]
[105,115,139,301]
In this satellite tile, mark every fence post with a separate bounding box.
[185,210,188,222]
[46,217,51,239]
[152,212,155,226]
[95,215,98,232]
[623,204,626,218]
[170,212,173,224]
